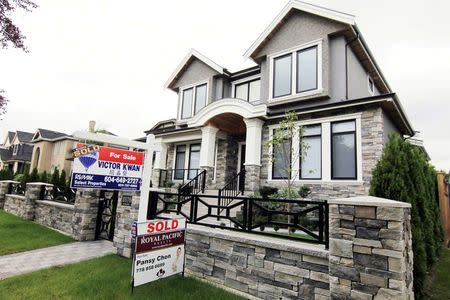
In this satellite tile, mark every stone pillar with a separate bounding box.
[114,191,140,258]
[200,125,219,187]
[244,118,264,192]
[21,182,49,220]
[73,189,100,241]
[328,196,414,300]
[0,180,14,209]
[152,139,168,188]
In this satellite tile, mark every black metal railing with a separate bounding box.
[158,168,201,188]
[147,191,329,247]
[178,170,206,197]
[218,170,246,217]
[7,182,25,195]
[40,185,76,204]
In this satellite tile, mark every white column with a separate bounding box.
[244,118,264,166]
[138,134,155,222]
[199,125,219,168]
[153,138,168,169]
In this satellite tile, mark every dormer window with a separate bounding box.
[180,82,208,119]
[269,40,322,101]
[233,76,261,102]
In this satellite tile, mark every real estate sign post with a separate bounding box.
[132,217,186,288]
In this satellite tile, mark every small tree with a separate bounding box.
[264,111,309,199]
[51,168,60,188]
[59,170,67,190]
[28,168,39,182]
[39,171,48,183]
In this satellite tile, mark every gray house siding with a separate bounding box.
[255,11,346,102]
[382,112,400,144]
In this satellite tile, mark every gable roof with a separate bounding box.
[164,49,229,90]
[32,128,74,142]
[15,131,34,143]
[244,0,355,59]
[7,131,15,143]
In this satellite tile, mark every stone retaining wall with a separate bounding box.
[113,192,140,258]
[3,194,31,219]
[35,200,75,235]
[185,225,330,300]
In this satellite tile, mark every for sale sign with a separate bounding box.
[70,144,144,191]
[132,218,186,287]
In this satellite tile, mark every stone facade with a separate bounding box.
[185,225,330,300]
[113,192,140,258]
[35,200,75,235]
[0,181,12,209]
[244,165,261,192]
[328,196,414,299]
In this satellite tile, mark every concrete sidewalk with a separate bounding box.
[0,240,116,280]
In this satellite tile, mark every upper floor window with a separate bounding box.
[368,77,374,95]
[181,83,208,119]
[234,79,260,102]
[270,41,322,100]
[12,144,18,155]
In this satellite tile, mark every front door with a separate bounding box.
[238,144,246,190]
[95,190,119,241]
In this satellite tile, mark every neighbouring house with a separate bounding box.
[29,128,78,176]
[146,0,418,200]
[0,131,34,173]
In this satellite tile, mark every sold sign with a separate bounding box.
[137,218,186,236]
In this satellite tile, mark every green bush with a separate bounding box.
[259,186,278,199]
[0,169,14,180]
[370,134,443,299]
[51,168,60,187]
[28,168,39,182]
[40,171,48,183]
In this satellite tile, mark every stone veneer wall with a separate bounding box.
[0,181,12,209]
[113,192,140,258]
[328,196,414,299]
[185,225,330,300]
[72,189,101,241]
[34,200,75,235]
[259,106,385,199]
[3,182,43,220]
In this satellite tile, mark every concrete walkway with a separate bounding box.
[0,240,116,280]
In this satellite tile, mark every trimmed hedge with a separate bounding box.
[370,134,444,299]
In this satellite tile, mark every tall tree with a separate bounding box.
[0,0,37,116]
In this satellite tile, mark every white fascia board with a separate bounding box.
[243,0,355,59]
[72,131,150,150]
[164,49,225,90]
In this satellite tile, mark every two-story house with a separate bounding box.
[146,1,415,199]
[0,131,34,173]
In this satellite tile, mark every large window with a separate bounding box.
[181,83,207,119]
[297,46,318,93]
[331,120,357,179]
[235,79,260,102]
[174,145,186,179]
[181,89,193,119]
[272,133,292,179]
[273,54,292,98]
[271,43,320,99]
[194,84,207,113]
[188,144,201,179]
[300,124,321,179]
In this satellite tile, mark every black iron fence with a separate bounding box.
[218,170,245,216]
[40,185,76,204]
[7,182,25,195]
[158,168,201,187]
[147,191,329,247]
[178,170,206,197]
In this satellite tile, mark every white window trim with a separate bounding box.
[268,39,323,103]
[177,80,209,121]
[267,112,363,184]
[172,141,202,182]
[231,75,261,99]
[367,75,375,96]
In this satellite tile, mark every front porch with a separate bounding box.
[151,99,267,193]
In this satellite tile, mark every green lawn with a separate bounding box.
[0,255,244,300]
[0,210,74,255]
[427,248,450,299]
